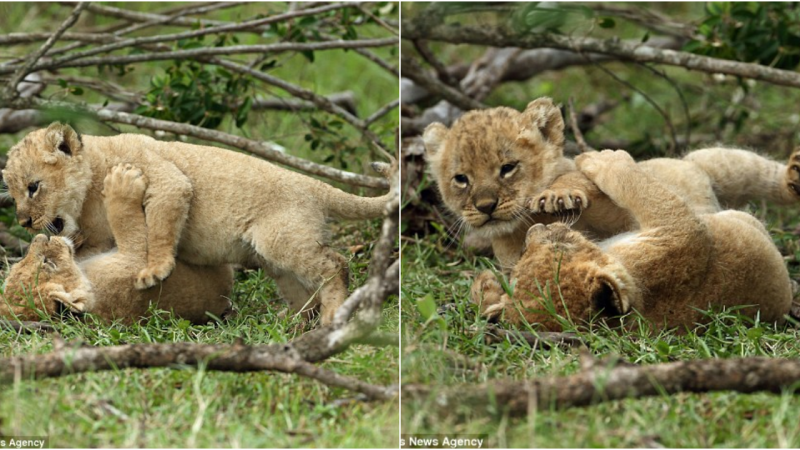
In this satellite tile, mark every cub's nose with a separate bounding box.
[17,214,32,228]
[475,198,498,215]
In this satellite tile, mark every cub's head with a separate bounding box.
[510,223,641,331]
[2,122,92,237]
[423,97,567,238]
[2,235,84,320]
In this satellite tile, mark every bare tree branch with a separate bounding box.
[0,39,397,76]
[401,22,800,89]
[365,99,399,126]
[400,55,485,111]
[403,356,800,415]
[2,2,87,100]
[210,57,394,155]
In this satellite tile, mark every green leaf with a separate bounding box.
[57,78,67,88]
[416,294,438,321]
[597,17,615,29]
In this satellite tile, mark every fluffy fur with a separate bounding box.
[424,97,800,271]
[3,123,392,324]
[2,164,232,323]
[472,150,793,331]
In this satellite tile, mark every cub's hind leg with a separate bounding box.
[683,147,800,207]
[248,217,350,325]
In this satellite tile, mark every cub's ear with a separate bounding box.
[519,97,565,149]
[422,123,449,158]
[591,272,629,317]
[44,122,83,161]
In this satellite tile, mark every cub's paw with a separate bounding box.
[104,163,148,203]
[527,189,588,214]
[49,290,87,313]
[470,270,511,321]
[134,258,176,290]
[786,147,800,198]
[575,149,636,181]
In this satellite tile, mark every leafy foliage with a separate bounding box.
[685,2,800,70]
[135,60,253,130]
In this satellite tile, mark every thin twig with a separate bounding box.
[2,2,87,100]
[45,3,360,68]
[209,57,393,156]
[593,62,678,154]
[637,63,692,152]
[0,39,398,76]
[412,40,458,86]
[365,99,399,126]
[567,98,595,153]
[400,55,485,111]
[474,324,586,350]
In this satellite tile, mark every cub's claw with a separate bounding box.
[134,259,176,290]
[527,189,589,214]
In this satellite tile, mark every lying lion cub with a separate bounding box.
[472,150,793,331]
[2,164,232,324]
[3,123,392,324]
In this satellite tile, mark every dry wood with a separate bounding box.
[400,55,485,112]
[475,324,585,350]
[402,23,800,89]
[402,356,800,415]
[2,2,87,100]
[0,320,55,334]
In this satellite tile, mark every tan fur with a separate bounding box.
[3,124,392,324]
[473,150,793,331]
[2,165,232,324]
[424,97,800,272]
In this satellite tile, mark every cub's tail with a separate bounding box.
[324,161,397,220]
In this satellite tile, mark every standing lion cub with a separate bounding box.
[472,150,793,331]
[2,164,232,323]
[2,123,393,324]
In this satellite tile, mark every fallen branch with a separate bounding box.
[475,324,585,350]
[0,340,395,400]
[0,320,55,334]
[402,23,800,89]
[402,356,800,415]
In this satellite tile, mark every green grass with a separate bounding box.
[1,222,399,448]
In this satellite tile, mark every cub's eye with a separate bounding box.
[500,162,518,178]
[28,181,40,197]
[453,174,469,187]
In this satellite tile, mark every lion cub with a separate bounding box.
[472,150,793,331]
[2,164,232,324]
[3,123,392,324]
[423,97,800,270]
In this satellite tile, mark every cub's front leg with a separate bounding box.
[131,158,194,290]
